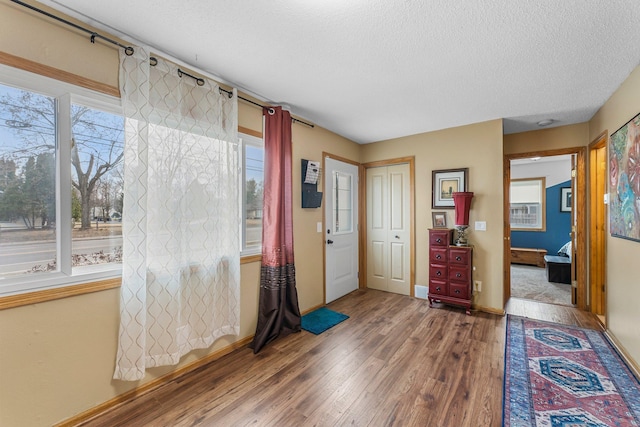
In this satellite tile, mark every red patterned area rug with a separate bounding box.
[503,315,640,426]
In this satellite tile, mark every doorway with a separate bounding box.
[504,147,587,310]
[508,155,573,306]
[589,131,607,325]
[324,156,360,303]
[362,157,415,296]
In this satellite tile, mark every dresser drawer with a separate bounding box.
[429,264,447,280]
[449,248,471,265]
[449,282,469,299]
[429,230,451,247]
[430,248,448,263]
[449,266,470,282]
[429,279,448,296]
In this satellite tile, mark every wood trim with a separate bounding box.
[473,304,506,316]
[321,152,364,302]
[0,51,120,97]
[604,330,640,382]
[55,335,254,427]
[361,156,416,296]
[409,158,416,297]
[575,147,587,310]
[59,303,328,425]
[504,146,588,310]
[238,126,262,139]
[588,131,608,317]
[362,156,414,169]
[1,250,261,309]
[301,303,325,315]
[1,252,260,309]
[0,278,121,310]
[503,155,511,305]
[359,163,367,289]
[240,254,262,265]
[324,152,361,167]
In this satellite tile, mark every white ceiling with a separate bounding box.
[40,0,640,144]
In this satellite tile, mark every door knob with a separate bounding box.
[327,239,334,244]
[395,235,400,239]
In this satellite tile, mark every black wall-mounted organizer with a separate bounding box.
[301,159,323,208]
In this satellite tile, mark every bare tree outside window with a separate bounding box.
[0,83,124,276]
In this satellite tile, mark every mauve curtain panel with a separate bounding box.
[250,107,301,353]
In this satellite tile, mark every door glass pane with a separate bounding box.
[71,103,124,272]
[0,84,57,277]
[333,171,352,234]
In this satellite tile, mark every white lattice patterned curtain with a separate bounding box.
[114,47,240,381]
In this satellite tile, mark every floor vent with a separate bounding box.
[415,285,428,299]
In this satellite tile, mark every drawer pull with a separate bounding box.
[454,289,460,294]
[436,287,441,292]
[456,273,461,278]
[436,254,442,259]
[436,271,441,276]
[456,256,462,261]
[436,238,442,243]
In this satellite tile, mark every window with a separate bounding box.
[510,177,546,231]
[0,64,123,295]
[332,171,353,234]
[240,133,264,255]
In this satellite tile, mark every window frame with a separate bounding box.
[0,63,123,297]
[239,132,264,257]
[509,177,547,231]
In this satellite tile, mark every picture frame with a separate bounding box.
[560,187,572,212]
[432,168,468,209]
[610,112,640,242]
[432,211,447,228]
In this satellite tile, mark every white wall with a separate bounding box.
[511,155,571,187]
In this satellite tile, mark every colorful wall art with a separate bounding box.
[610,113,640,242]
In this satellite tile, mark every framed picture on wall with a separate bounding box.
[610,112,640,242]
[432,211,447,228]
[560,187,572,212]
[432,168,468,209]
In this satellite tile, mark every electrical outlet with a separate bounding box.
[474,280,482,292]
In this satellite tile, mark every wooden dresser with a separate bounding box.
[428,229,473,315]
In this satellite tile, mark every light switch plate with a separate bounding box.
[317,222,322,233]
[475,221,486,231]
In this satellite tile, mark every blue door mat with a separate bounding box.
[301,307,349,335]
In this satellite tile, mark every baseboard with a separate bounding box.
[56,335,254,427]
[473,304,506,316]
[604,330,640,382]
[57,305,326,426]
[302,303,325,315]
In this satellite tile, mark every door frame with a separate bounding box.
[361,156,415,296]
[504,147,587,309]
[322,152,362,304]
[588,131,608,320]
[323,156,360,303]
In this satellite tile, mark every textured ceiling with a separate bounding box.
[39,0,640,144]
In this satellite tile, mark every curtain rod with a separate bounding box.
[11,0,134,55]
[15,0,313,129]
[219,88,314,128]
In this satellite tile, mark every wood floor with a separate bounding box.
[80,291,601,427]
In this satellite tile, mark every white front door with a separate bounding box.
[324,157,359,303]
[366,163,411,295]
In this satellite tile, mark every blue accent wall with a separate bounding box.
[511,180,571,255]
